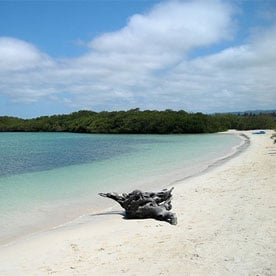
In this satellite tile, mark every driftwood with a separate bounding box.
[99,187,177,225]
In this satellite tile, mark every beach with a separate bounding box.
[0,130,275,275]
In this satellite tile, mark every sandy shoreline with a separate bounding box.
[0,130,275,275]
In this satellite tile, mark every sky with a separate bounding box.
[0,0,276,118]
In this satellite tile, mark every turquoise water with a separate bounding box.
[0,132,242,244]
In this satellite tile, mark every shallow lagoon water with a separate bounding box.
[0,132,242,244]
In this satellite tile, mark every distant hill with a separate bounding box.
[226,110,276,115]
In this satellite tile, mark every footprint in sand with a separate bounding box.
[70,243,79,252]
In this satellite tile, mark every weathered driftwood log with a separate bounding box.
[99,187,177,225]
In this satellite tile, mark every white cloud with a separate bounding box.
[0,0,275,114]
[0,37,54,71]
[157,25,276,111]
[87,0,234,72]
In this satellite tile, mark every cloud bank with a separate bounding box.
[0,0,275,115]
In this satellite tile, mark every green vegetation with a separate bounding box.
[0,109,275,134]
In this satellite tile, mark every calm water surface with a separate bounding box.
[0,132,242,244]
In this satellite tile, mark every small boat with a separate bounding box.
[252,130,266,134]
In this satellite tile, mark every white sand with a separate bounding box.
[0,130,275,275]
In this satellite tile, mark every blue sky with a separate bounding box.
[0,0,276,118]
[1,1,160,58]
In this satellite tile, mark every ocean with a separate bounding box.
[0,132,242,244]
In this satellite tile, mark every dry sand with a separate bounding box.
[0,130,275,275]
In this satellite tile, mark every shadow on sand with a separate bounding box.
[89,210,125,218]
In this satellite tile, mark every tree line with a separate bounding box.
[0,109,275,134]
